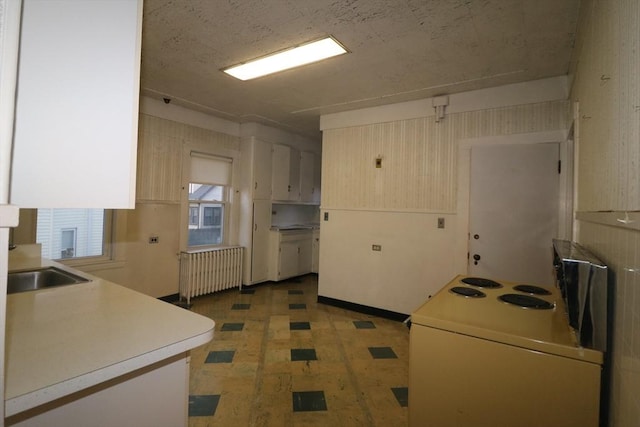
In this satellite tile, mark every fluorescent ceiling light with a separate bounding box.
[223,36,347,81]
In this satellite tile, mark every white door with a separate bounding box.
[468,143,559,285]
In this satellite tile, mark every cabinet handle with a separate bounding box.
[288,184,291,192]
[254,224,257,231]
[254,182,257,190]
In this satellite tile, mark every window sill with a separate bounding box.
[59,258,126,272]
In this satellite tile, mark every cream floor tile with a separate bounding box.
[188,274,409,427]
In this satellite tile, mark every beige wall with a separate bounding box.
[15,113,244,298]
[570,0,640,425]
[319,97,570,315]
[98,114,242,297]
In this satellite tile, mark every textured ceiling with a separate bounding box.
[140,0,581,140]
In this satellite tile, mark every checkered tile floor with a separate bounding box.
[187,274,409,426]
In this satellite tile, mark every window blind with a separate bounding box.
[190,152,232,185]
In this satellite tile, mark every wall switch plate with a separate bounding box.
[437,218,445,229]
[324,212,329,221]
[149,236,159,244]
[372,244,382,251]
[375,157,382,168]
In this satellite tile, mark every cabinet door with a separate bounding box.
[298,236,313,274]
[11,0,143,208]
[252,139,272,200]
[251,200,272,283]
[278,241,299,280]
[299,152,315,202]
[271,144,291,201]
[311,231,320,273]
[312,153,322,205]
[288,147,300,201]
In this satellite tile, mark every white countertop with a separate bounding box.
[5,255,214,417]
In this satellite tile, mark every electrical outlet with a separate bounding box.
[372,244,382,251]
[149,236,159,244]
[324,212,329,221]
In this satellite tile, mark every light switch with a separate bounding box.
[437,218,445,229]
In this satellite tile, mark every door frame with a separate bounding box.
[454,130,573,275]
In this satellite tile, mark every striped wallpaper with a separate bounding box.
[322,100,569,212]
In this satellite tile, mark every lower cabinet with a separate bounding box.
[7,354,189,427]
[311,229,320,273]
[269,230,313,281]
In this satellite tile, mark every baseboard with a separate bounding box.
[317,295,409,322]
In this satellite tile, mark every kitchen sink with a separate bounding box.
[7,267,89,294]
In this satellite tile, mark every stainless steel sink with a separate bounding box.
[7,267,89,294]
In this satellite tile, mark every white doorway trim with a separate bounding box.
[454,130,571,276]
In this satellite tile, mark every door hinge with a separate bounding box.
[558,160,562,174]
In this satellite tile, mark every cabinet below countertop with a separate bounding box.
[5,256,213,425]
[268,229,315,281]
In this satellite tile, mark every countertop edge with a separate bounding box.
[5,326,214,417]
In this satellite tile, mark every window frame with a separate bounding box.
[36,209,115,266]
[180,146,237,253]
[186,183,229,248]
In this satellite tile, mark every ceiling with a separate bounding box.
[140,0,581,141]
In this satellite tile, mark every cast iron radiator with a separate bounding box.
[179,246,243,305]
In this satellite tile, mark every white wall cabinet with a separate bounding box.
[10,0,143,209]
[269,229,313,281]
[272,144,300,201]
[252,139,273,200]
[299,152,315,202]
[239,138,272,285]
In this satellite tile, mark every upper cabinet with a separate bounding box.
[252,139,273,200]
[10,0,143,209]
[299,151,315,202]
[272,144,300,201]
[272,144,319,204]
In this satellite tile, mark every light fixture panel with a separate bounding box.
[223,36,347,81]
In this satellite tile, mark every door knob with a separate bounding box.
[473,254,481,265]
[473,234,480,240]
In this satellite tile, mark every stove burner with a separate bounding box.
[513,284,552,295]
[461,277,503,289]
[498,294,554,309]
[449,287,486,298]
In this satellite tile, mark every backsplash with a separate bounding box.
[270,204,319,227]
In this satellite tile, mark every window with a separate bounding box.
[189,206,199,226]
[187,153,231,247]
[60,228,77,259]
[36,209,111,261]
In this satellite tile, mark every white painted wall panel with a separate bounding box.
[570,1,640,425]
[319,210,457,315]
[572,0,640,211]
